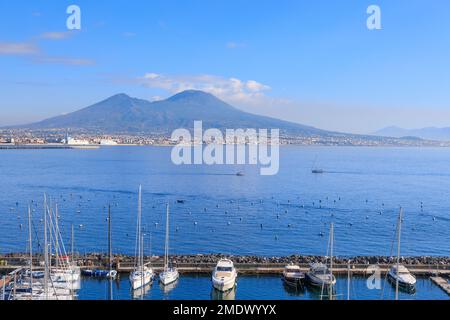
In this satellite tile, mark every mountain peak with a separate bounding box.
[106,93,133,101]
[167,90,218,102]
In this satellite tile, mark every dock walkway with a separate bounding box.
[431,277,450,295]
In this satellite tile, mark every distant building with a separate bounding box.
[67,137,90,145]
[100,139,118,146]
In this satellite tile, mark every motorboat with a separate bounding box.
[282,264,305,287]
[212,259,237,292]
[388,264,416,291]
[305,263,336,287]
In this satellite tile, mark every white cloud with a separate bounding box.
[139,73,273,106]
[34,56,95,66]
[39,31,73,40]
[0,42,39,55]
[0,35,94,66]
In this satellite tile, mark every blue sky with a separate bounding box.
[0,0,449,133]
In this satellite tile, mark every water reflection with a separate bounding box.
[282,281,306,297]
[211,286,236,300]
[132,283,152,300]
[160,279,179,295]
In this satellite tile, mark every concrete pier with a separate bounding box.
[431,277,450,295]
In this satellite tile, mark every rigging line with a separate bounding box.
[380,213,399,300]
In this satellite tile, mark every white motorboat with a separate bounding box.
[282,264,305,287]
[388,208,417,297]
[212,259,237,292]
[305,263,336,287]
[388,264,416,290]
[159,203,179,286]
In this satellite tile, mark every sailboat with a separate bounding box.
[94,205,117,279]
[311,156,324,174]
[130,185,153,291]
[10,196,76,300]
[387,208,416,296]
[159,203,179,286]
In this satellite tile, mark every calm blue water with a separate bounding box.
[0,146,449,257]
[78,275,449,300]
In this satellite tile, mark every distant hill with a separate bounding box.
[375,126,450,141]
[11,90,333,135]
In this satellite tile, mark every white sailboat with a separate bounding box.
[212,259,237,292]
[159,203,179,286]
[387,208,416,296]
[12,196,76,300]
[130,185,153,291]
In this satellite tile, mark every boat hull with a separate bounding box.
[130,271,153,290]
[159,269,179,286]
[387,273,416,292]
[305,272,336,287]
[212,276,236,292]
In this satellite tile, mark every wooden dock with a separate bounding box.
[431,276,450,295]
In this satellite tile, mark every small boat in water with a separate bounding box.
[212,259,237,292]
[94,269,117,279]
[311,156,324,174]
[130,186,154,290]
[159,204,179,286]
[388,264,416,291]
[388,208,417,296]
[282,264,305,288]
[236,172,245,176]
[305,263,336,287]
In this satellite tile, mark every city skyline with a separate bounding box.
[1,1,450,134]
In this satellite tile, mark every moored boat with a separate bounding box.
[282,264,305,288]
[212,259,237,292]
[387,264,416,291]
[159,203,179,286]
[305,263,336,287]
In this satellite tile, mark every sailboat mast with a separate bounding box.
[28,204,33,298]
[108,204,112,271]
[164,203,170,272]
[329,222,334,301]
[55,203,59,269]
[347,260,351,300]
[395,207,403,300]
[138,185,142,268]
[43,195,49,299]
[71,224,74,263]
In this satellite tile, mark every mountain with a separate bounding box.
[375,126,450,141]
[13,90,332,135]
